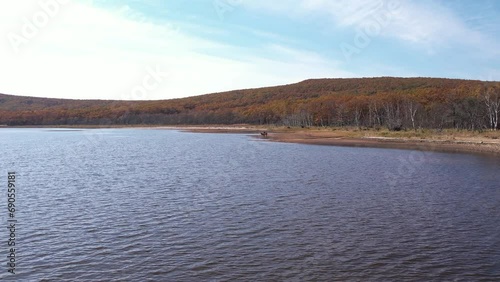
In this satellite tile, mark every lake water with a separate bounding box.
[0,128,499,281]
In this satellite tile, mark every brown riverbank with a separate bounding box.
[181,126,500,157]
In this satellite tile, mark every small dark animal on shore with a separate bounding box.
[260,131,268,137]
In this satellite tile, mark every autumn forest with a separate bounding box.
[1,77,499,131]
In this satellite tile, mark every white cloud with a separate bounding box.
[2,1,495,100]
[0,0,347,100]
[242,0,499,54]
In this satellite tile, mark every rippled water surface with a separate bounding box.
[0,128,499,281]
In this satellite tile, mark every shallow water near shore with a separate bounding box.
[0,128,499,281]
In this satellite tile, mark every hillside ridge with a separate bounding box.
[0,77,498,130]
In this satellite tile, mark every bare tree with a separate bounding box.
[384,101,403,131]
[353,106,362,128]
[368,100,383,128]
[404,98,420,131]
[483,86,500,130]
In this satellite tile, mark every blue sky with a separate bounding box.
[1,0,499,100]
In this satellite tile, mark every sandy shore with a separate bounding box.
[271,131,500,157]
[181,126,500,157]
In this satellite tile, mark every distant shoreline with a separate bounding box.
[267,132,500,157]
[179,125,500,158]
[3,125,500,157]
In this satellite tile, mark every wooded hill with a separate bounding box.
[1,77,499,131]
